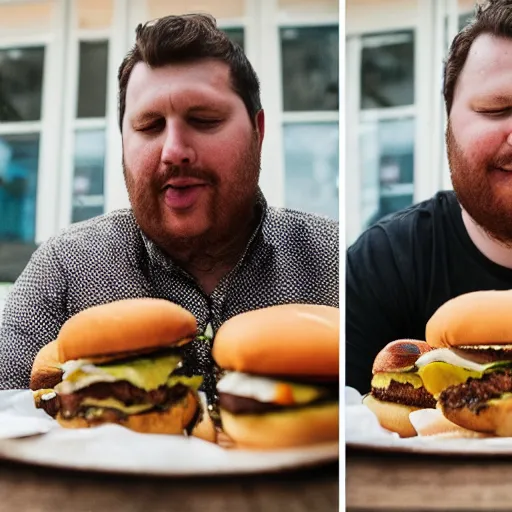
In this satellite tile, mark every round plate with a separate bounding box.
[0,425,339,476]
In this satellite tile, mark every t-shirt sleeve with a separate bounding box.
[0,240,67,389]
[346,223,418,394]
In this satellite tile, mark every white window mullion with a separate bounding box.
[256,0,285,208]
[57,0,80,231]
[104,0,130,214]
[0,122,41,135]
[35,0,68,243]
[282,111,339,123]
[346,35,362,247]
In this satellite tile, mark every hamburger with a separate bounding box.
[211,304,339,450]
[30,298,208,435]
[362,339,436,437]
[415,290,512,437]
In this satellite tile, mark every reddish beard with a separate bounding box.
[122,134,261,266]
[447,122,512,245]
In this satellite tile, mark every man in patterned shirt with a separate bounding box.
[0,14,338,398]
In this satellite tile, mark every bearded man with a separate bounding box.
[346,0,512,394]
[0,14,338,398]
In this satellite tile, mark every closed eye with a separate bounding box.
[475,108,512,118]
[135,118,165,133]
[189,117,222,128]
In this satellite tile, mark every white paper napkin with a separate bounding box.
[0,390,56,439]
[344,387,399,442]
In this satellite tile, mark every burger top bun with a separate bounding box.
[212,304,339,377]
[57,299,197,363]
[30,340,63,390]
[426,290,512,349]
[372,339,432,374]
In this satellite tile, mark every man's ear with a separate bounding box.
[255,109,265,150]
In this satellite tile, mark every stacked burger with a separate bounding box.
[414,290,512,437]
[212,304,340,449]
[31,298,213,438]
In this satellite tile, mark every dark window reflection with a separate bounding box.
[77,40,109,118]
[0,47,45,122]
[361,31,414,109]
[223,28,244,50]
[280,26,339,111]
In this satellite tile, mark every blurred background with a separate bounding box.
[346,0,478,246]
[0,0,339,313]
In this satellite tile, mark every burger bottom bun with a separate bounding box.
[441,397,512,437]
[219,402,339,450]
[362,394,421,438]
[56,390,198,436]
[189,393,217,444]
[409,408,490,439]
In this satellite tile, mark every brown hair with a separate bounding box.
[444,1,512,115]
[118,13,261,131]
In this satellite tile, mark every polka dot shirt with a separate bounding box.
[0,194,339,403]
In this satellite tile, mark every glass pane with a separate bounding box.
[77,41,109,118]
[0,133,40,242]
[281,26,339,111]
[284,122,339,220]
[72,130,105,223]
[359,117,415,228]
[361,31,414,109]
[0,47,45,122]
[223,27,244,50]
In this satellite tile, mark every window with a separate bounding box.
[222,28,245,50]
[281,25,339,220]
[358,30,415,229]
[0,46,45,243]
[71,40,109,223]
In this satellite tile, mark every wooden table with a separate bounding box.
[346,448,512,510]
[0,459,338,512]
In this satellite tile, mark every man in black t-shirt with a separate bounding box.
[347,1,512,394]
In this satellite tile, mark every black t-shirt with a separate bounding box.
[346,190,512,394]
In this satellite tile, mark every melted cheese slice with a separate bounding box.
[217,372,328,405]
[80,397,154,414]
[371,372,423,389]
[56,353,185,393]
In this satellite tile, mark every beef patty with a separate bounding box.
[371,380,436,408]
[440,369,512,414]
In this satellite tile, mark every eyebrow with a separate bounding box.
[473,94,512,105]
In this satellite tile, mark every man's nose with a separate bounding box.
[161,123,196,165]
[507,131,512,147]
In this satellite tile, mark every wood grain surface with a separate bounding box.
[0,459,338,512]
[347,449,512,511]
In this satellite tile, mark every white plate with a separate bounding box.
[0,390,338,476]
[0,427,339,476]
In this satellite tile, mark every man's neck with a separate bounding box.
[462,208,512,269]
[168,208,261,295]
